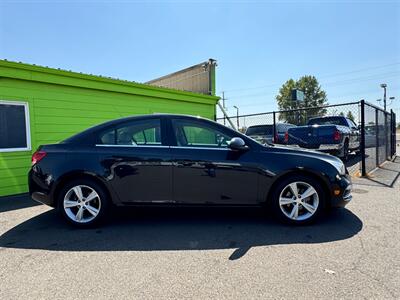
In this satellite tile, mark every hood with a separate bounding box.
[262,144,346,175]
[266,144,343,164]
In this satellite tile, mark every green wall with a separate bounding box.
[0,60,219,197]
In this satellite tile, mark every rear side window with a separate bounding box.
[99,119,162,146]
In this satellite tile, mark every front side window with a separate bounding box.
[172,119,233,148]
[0,101,31,152]
[99,119,162,146]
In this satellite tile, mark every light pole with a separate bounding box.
[380,83,387,111]
[233,105,239,130]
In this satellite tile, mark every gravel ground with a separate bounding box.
[0,159,399,299]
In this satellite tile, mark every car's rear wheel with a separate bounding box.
[57,179,109,227]
[271,175,326,225]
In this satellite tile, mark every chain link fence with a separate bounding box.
[217,100,397,176]
[362,102,396,175]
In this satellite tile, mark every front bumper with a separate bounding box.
[330,174,352,208]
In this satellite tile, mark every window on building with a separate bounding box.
[0,101,31,152]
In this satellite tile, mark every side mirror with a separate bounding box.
[228,137,248,151]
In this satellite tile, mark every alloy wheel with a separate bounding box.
[63,185,101,223]
[278,181,319,221]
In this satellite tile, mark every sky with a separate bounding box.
[0,0,399,118]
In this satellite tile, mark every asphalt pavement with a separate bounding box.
[0,158,399,299]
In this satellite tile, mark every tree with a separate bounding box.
[346,111,355,122]
[276,76,328,125]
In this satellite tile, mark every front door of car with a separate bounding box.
[169,118,259,205]
[96,117,173,203]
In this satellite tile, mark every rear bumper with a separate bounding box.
[28,169,56,207]
[287,143,342,152]
[318,144,342,151]
[31,191,54,207]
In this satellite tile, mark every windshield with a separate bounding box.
[245,125,273,136]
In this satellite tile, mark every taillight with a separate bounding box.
[284,132,289,143]
[333,130,341,141]
[274,134,278,143]
[32,150,47,165]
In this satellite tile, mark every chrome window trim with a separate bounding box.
[96,145,234,151]
[95,144,169,148]
[170,146,230,151]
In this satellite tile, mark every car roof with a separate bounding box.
[62,114,219,144]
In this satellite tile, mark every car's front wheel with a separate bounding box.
[57,179,109,227]
[271,175,325,225]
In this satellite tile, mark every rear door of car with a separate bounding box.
[96,116,173,204]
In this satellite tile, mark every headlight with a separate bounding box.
[330,159,346,175]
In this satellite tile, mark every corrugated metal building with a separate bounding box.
[146,59,217,95]
[0,60,219,197]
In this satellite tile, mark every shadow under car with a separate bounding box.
[0,206,363,260]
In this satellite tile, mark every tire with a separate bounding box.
[57,178,110,228]
[270,175,326,225]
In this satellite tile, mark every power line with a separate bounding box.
[323,72,400,87]
[223,72,399,101]
[319,62,400,79]
[227,86,400,110]
[219,62,400,94]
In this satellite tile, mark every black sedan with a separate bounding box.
[29,114,352,227]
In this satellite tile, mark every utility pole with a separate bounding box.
[222,91,226,125]
[233,105,239,130]
[380,83,387,111]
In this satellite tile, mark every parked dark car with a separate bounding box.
[287,116,360,160]
[245,123,296,144]
[29,114,352,227]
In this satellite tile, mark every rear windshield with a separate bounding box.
[277,124,296,133]
[246,125,273,136]
[308,117,346,126]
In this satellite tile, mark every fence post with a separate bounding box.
[391,110,396,158]
[385,112,389,160]
[273,111,277,143]
[360,100,366,176]
[375,109,379,167]
[394,111,397,157]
